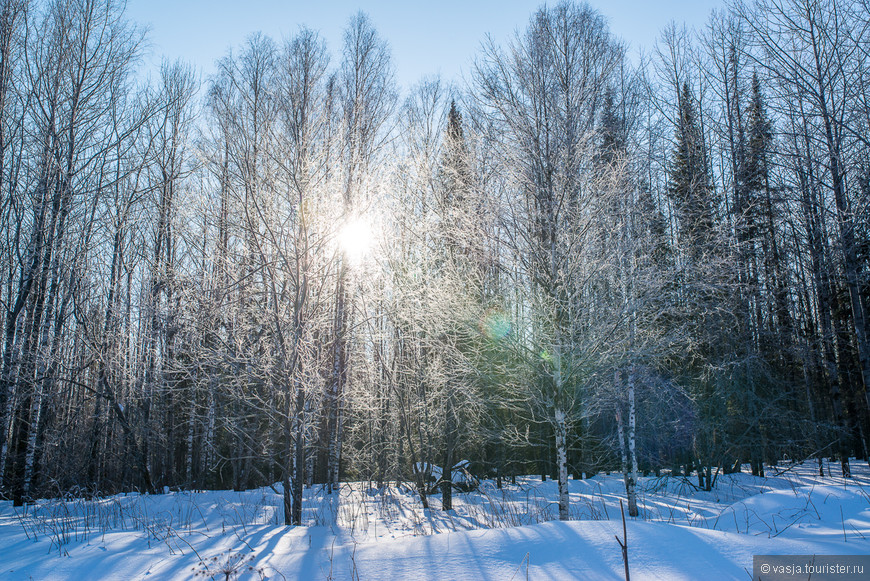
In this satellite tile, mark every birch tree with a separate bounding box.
[474,1,625,520]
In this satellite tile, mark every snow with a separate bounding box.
[2,461,869,580]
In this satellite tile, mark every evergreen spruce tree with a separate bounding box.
[668,81,721,490]
[599,88,625,165]
[436,100,474,511]
[669,82,714,261]
[730,69,767,478]
[744,74,771,201]
[439,100,473,259]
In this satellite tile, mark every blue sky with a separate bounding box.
[126,0,726,91]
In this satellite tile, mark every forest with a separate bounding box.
[0,0,869,531]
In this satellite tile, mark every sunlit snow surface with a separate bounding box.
[3,461,869,579]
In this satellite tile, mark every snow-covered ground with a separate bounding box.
[3,461,869,579]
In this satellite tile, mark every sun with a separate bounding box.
[338,216,375,265]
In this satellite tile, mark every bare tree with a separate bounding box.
[316,12,396,491]
[474,1,625,520]
[4,0,146,504]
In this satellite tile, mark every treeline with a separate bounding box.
[0,0,868,524]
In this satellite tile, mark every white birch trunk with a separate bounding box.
[627,367,639,517]
[185,387,196,486]
[22,381,44,499]
[0,316,24,490]
[203,383,215,476]
[555,407,569,521]
[615,419,629,496]
[0,382,17,489]
[331,402,343,493]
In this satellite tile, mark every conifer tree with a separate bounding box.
[669,82,714,260]
[435,100,480,511]
[667,80,722,490]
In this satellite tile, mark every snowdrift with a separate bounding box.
[2,461,869,580]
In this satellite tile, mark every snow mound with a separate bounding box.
[713,484,870,540]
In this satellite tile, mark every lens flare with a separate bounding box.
[480,309,511,341]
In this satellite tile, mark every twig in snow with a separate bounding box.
[614,499,630,581]
[841,506,847,542]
